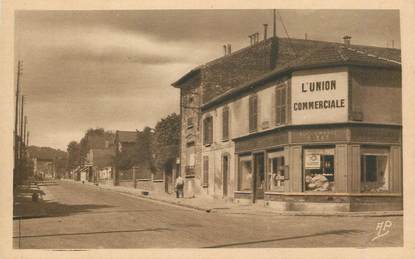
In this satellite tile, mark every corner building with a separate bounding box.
[172,36,402,211]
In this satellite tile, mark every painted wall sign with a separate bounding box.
[291,69,348,124]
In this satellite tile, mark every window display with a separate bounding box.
[361,154,389,192]
[238,157,252,191]
[304,148,335,192]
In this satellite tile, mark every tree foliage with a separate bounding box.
[66,141,81,170]
[153,113,180,170]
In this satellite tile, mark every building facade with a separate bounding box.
[172,35,402,211]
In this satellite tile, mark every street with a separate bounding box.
[13,181,403,249]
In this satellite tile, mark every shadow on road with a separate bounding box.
[203,229,365,248]
[13,227,171,239]
[14,195,114,219]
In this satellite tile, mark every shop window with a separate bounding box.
[275,85,287,125]
[269,154,285,191]
[304,148,335,192]
[249,94,258,133]
[203,116,213,145]
[361,154,389,192]
[238,157,252,191]
[222,106,230,141]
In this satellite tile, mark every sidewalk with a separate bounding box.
[65,179,403,217]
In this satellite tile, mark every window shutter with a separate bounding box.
[249,95,257,132]
[204,116,213,145]
[203,156,209,186]
[208,117,213,144]
[222,107,229,140]
[276,86,287,125]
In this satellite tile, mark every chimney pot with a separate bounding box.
[343,35,352,46]
[227,44,232,55]
[223,45,227,56]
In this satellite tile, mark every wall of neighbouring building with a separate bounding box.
[179,73,203,197]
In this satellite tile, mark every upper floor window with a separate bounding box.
[249,94,258,133]
[222,106,230,141]
[276,85,287,125]
[203,116,213,145]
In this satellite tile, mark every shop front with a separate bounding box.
[233,124,402,211]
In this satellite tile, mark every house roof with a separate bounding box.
[200,38,401,110]
[116,131,137,143]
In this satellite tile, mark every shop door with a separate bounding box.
[253,152,265,202]
[222,155,229,197]
[268,151,286,192]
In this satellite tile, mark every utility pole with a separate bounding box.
[19,95,24,184]
[23,116,27,148]
[19,96,24,159]
[14,61,22,186]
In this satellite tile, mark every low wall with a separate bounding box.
[118,179,166,194]
[232,191,403,212]
[119,180,134,188]
[264,192,402,212]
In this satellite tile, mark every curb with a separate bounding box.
[63,180,404,217]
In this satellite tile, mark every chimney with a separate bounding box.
[223,44,227,56]
[227,44,232,55]
[249,35,253,46]
[263,24,268,40]
[256,32,260,43]
[343,35,352,47]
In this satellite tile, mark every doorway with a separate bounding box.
[222,155,229,197]
[164,163,173,194]
[253,152,265,202]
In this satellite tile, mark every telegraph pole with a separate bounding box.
[23,116,27,148]
[14,61,23,186]
[20,96,24,160]
[19,95,25,184]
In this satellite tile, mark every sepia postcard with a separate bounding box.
[1,1,414,259]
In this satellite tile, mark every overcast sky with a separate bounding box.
[15,9,400,151]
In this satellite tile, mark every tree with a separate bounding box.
[153,113,180,170]
[66,141,81,170]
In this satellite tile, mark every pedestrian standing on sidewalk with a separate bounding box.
[175,175,184,198]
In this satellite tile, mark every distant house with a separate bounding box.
[114,130,137,152]
[86,148,115,183]
[113,130,137,185]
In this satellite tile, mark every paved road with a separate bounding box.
[13,181,403,249]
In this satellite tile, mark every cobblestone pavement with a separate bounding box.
[13,181,403,249]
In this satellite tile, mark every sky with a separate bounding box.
[15,9,400,151]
